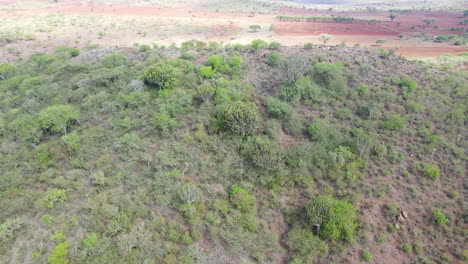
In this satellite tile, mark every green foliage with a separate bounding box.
[286,226,328,263]
[379,114,407,131]
[306,195,357,241]
[242,136,284,170]
[251,39,268,52]
[280,54,311,84]
[144,62,181,89]
[220,101,261,136]
[199,66,215,78]
[312,62,344,87]
[362,250,373,262]
[48,242,69,264]
[152,112,178,137]
[83,233,99,250]
[69,48,80,57]
[0,63,16,79]
[101,53,127,68]
[423,163,441,180]
[45,189,67,208]
[229,186,256,213]
[267,52,281,67]
[433,209,448,225]
[0,218,24,242]
[402,243,413,253]
[269,41,281,50]
[265,96,292,118]
[178,183,201,204]
[207,55,224,70]
[197,83,215,102]
[229,55,243,71]
[39,105,80,135]
[249,25,261,32]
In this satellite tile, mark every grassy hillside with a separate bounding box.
[0,41,466,264]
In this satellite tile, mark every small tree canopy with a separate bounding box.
[144,62,181,89]
[221,101,261,136]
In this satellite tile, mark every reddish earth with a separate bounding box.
[0,1,466,60]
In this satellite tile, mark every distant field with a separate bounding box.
[0,0,466,63]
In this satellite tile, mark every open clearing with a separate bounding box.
[1,0,466,62]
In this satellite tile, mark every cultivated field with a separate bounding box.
[1,0,467,63]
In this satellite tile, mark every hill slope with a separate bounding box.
[0,43,466,263]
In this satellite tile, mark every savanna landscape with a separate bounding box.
[0,0,467,264]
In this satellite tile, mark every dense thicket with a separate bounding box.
[0,42,466,264]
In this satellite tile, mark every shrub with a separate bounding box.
[306,195,357,241]
[304,43,314,49]
[178,183,201,204]
[362,250,373,262]
[269,41,281,50]
[379,114,407,131]
[199,66,215,78]
[423,163,441,180]
[265,96,292,118]
[286,227,328,263]
[279,84,302,105]
[229,55,242,70]
[307,119,342,147]
[144,62,181,89]
[45,189,67,208]
[102,53,127,68]
[197,83,215,102]
[402,243,413,253]
[207,55,224,70]
[139,44,151,52]
[242,136,284,170]
[280,54,311,84]
[433,209,448,225]
[69,48,80,57]
[220,101,261,136]
[48,242,69,264]
[267,52,281,67]
[0,218,24,242]
[229,186,256,213]
[152,112,178,137]
[251,39,268,52]
[39,105,80,135]
[312,62,344,87]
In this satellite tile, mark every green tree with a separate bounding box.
[379,114,407,131]
[199,66,215,78]
[48,242,69,264]
[423,163,441,180]
[286,227,328,263]
[207,55,224,70]
[242,136,284,170]
[45,189,67,209]
[249,25,261,32]
[38,105,80,135]
[220,101,261,136]
[144,62,181,89]
[319,33,332,44]
[306,195,358,241]
[267,52,281,67]
[251,39,268,52]
[280,54,311,84]
[178,183,201,205]
[230,186,256,213]
[433,209,448,225]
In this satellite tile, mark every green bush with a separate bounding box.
[69,48,80,57]
[229,55,242,71]
[144,62,181,89]
[39,105,80,135]
[251,39,268,52]
[48,242,69,264]
[402,243,412,253]
[45,189,67,209]
[423,163,441,180]
[286,226,328,263]
[433,209,448,225]
[306,195,357,241]
[207,55,224,70]
[197,83,215,102]
[0,218,24,242]
[229,186,256,213]
[220,101,261,136]
[199,66,215,78]
[265,96,292,118]
[312,62,344,87]
[269,41,282,50]
[379,114,407,131]
[267,52,281,67]
[242,136,284,170]
[362,250,373,262]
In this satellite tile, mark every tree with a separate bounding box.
[423,18,436,26]
[221,101,261,136]
[306,195,357,241]
[199,66,215,78]
[230,186,256,213]
[207,55,224,70]
[319,34,332,45]
[286,227,328,263]
[38,105,80,135]
[433,209,448,225]
[48,242,69,264]
[251,39,268,52]
[376,39,386,46]
[197,83,215,102]
[279,54,311,84]
[178,183,201,204]
[144,62,181,89]
[249,25,261,32]
[242,135,284,170]
[389,13,397,21]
